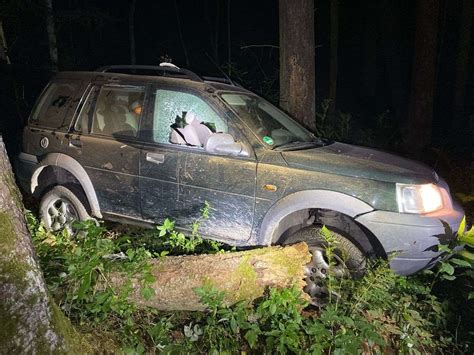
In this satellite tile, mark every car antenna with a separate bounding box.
[204,52,236,87]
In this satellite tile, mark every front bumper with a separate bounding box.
[355,201,465,275]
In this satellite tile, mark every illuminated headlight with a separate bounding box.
[396,183,443,214]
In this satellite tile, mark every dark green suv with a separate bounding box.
[16,64,464,300]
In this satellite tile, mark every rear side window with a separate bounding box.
[30,81,80,130]
[86,85,145,138]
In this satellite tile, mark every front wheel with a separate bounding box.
[282,225,366,305]
[39,185,90,235]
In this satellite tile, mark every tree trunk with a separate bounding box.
[110,242,310,311]
[0,21,11,64]
[0,136,86,353]
[129,0,137,65]
[279,0,316,131]
[45,0,58,72]
[406,0,440,155]
[452,0,473,122]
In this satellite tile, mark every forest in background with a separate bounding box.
[0,0,473,153]
[0,1,474,352]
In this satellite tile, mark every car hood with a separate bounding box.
[281,142,438,184]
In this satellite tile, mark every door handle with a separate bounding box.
[146,152,165,165]
[68,139,83,148]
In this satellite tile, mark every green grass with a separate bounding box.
[27,210,474,354]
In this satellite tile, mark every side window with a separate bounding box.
[85,85,145,138]
[30,81,80,130]
[153,89,228,146]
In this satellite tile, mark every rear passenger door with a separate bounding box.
[140,86,257,243]
[68,81,147,218]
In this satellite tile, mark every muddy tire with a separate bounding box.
[39,185,90,235]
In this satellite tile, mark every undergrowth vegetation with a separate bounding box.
[27,210,474,354]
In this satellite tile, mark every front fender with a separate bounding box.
[31,153,102,218]
[257,190,374,245]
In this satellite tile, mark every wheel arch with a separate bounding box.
[257,190,386,257]
[31,153,102,218]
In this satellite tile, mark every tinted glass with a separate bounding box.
[89,86,145,138]
[31,81,80,130]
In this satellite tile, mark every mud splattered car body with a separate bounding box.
[16,65,464,276]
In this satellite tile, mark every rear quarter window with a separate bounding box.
[30,80,81,130]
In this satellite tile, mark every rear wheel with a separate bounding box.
[282,225,366,305]
[40,185,90,235]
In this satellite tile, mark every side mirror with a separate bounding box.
[205,133,250,157]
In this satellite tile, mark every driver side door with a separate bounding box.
[140,86,257,243]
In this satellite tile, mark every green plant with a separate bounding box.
[27,206,474,353]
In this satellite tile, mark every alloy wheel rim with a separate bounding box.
[304,245,348,305]
[46,197,78,234]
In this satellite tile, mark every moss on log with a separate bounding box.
[110,242,311,311]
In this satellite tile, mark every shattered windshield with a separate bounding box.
[220,93,319,150]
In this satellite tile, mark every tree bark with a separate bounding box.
[406,0,440,155]
[279,0,316,131]
[328,0,339,120]
[110,242,310,311]
[0,21,11,64]
[45,0,58,72]
[129,0,137,65]
[0,136,86,353]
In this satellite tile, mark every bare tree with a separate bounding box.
[406,0,440,154]
[279,0,316,131]
[0,21,11,64]
[45,0,58,71]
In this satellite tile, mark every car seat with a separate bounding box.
[102,104,136,136]
[169,111,213,146]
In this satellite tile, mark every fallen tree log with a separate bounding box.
[110,242,311,311]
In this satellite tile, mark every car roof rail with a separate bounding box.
[202,76,241,87]
[95,64,203,83]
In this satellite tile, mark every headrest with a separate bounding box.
[185,111,199,125]
[130,100,142,115]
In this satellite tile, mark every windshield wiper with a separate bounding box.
[273,140,321,151]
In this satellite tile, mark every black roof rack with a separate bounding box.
[96,65,203,83]
[202,76,241,87]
